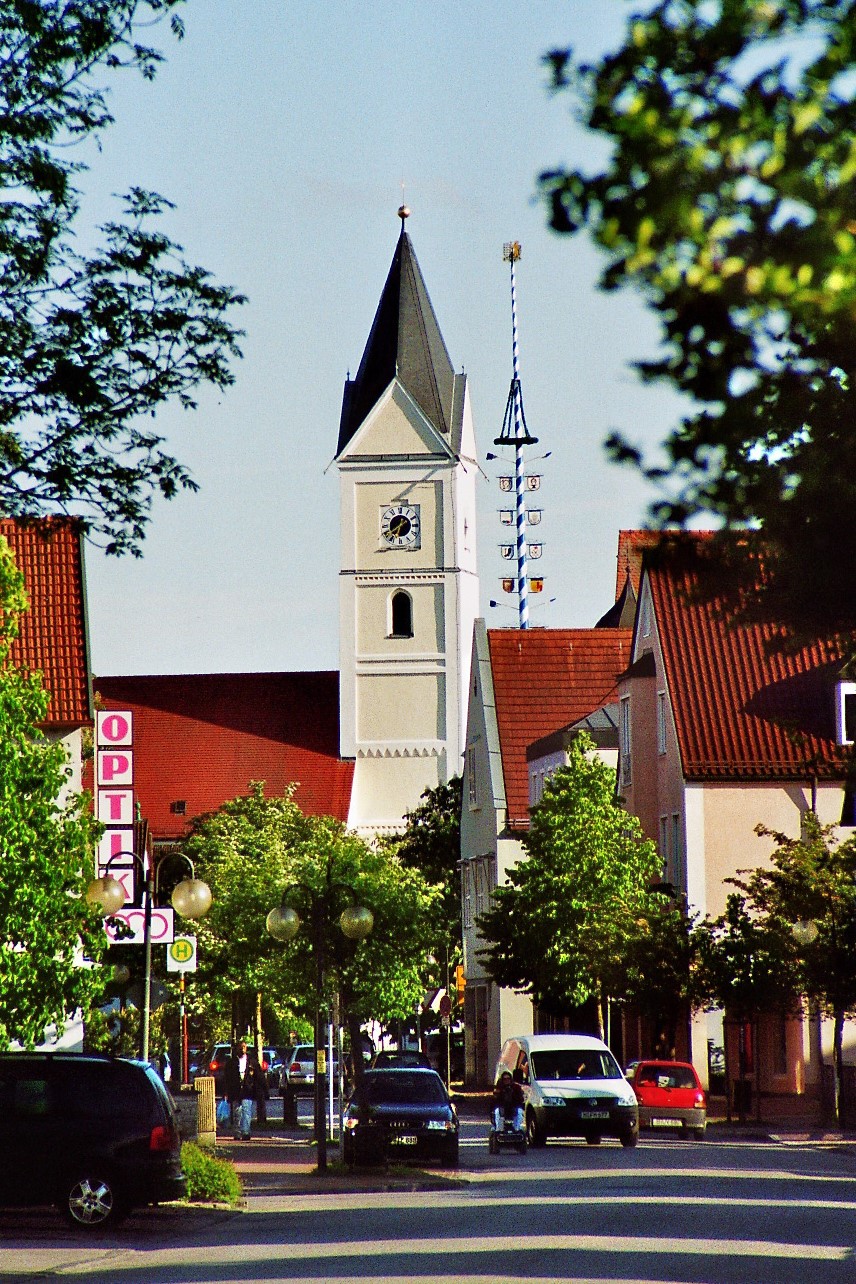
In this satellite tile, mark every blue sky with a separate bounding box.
[83,0,687,677]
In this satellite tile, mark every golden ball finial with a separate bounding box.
[398,205,410,222]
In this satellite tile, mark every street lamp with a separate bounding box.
[266,873,373,1171]
[87,848,212,1066]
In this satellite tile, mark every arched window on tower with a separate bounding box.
[390,590,413,638]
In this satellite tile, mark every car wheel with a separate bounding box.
[443,1142,459,1168]
[488,1130,498,1154]
[585,1134,602,1146]
[693,1125,706,1140]
[526,1110,547,1148]
[63,1172,125,1229]
[516,1136,527,1155]
[620,1130,639,1149]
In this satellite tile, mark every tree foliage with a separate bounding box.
[541,0,856,633]
[730,812,856,1125]
[0,535,105,1047]
[382,775,463,983]
[0,1,244,554]
[478,734,661,1036]
[183,784,439,1036]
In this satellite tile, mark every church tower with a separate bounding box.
[336,211,480,836]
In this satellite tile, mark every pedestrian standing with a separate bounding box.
[225,1040,266,1140]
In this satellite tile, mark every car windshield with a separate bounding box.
[636,1065,697,1089]
[530,1049,622,1081]
[360,1071,447,1105]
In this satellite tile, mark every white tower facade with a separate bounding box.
[337,218,479,836]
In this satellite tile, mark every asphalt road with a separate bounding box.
[2,1114,855,1283]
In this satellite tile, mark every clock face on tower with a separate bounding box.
[380,503,421,549]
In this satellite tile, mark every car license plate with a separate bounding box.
[391,1134,417,1145]
[580,1110,609,1120]
[652,1117,680,1127]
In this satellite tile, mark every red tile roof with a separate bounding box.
[488,629,632,826]
[1,519,90,727]
[647,537,854,779]
[95,672,354,838]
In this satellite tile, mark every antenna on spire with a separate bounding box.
[490,241,545,630]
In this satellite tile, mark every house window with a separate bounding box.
[657,690,667,755]
[836,681,856,745]
[659,815,668,864]
[619,697,632,785]
[170,800,187,816]
[467,746,478,808]
[390,590,413,638]
[671,813,681,881]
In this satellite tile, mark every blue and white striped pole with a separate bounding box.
[506,242,528,630]
[495,241,538,630]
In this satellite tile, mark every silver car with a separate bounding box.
[281,1044,339,1096]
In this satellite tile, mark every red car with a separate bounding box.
[626,1060,707,1138]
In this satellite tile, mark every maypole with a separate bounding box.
[494,242,538,629]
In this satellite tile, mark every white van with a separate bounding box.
[494,1033,638,1148]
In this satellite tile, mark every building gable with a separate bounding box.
[488,627,632,828]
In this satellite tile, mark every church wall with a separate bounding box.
[349,753,444,835]
[357,672,446,742]
[356,581,444,653]
[354,478,443,572]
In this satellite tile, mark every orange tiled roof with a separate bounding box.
[95,672,354,839]
[488,629,632,825]
[1,519,90,727]
[648,539,854,779]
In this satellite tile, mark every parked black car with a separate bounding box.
[0,1052,186,1228]
[342,1068,459,1167]
[371,1049,433,1070]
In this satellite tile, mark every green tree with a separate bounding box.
[0,536,106,1047]
[541,0,856,634]
[383,775,463,1013]
[622,893,698,1054]
[732,813,856,1127]
[184,784,439,1055]
[478,734,661,1038]
[692,890,798,1119]
[0,1,244,554]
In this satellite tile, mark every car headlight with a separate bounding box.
[425,1119,452,1131]
[344,1116,360,1131]
[542,1095,565,1106]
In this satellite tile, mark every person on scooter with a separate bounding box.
[493,1069,525,1132]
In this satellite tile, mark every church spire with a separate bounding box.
[336,211,457,456]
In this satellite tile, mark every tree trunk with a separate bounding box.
[833,1007,845,1130]
[254,990,263,1062]
[346,1008,367,1092]
[596,982,606,1042]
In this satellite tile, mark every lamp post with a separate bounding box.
[87,848,212,1065]
[266,871,373,1172]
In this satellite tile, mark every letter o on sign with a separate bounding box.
[97,711,132,746]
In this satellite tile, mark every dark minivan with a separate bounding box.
[0,1052,186,1228]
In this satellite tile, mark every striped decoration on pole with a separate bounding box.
[494,241,538,630]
